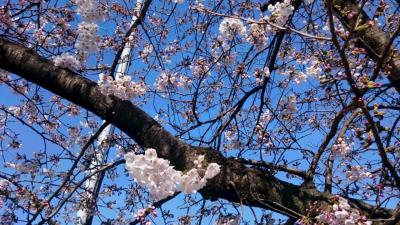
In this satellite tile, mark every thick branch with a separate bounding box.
[0,38,392,220]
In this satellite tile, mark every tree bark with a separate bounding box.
[0,38,393,220]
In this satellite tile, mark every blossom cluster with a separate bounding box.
[254,67,270,85]
[219,18,247,40]
[223,131,244,150]
[23,102,39,125]
[5,162,37,173]
[217,0,295,53]
[316,196,372,225]
[216,215,240,225]
[139,44,154,59]
[0,179,9,208]
[216,1,298,85]
[283,94,297,115]
[0,179,9,191]
[246,23,271,51]
[306,59,323,79]
[154,72,192,92]
[74,0,107,53]
[224,127,237,142]
[0,6,13,29]
[0,69,11,84]
[75,22,99,52]
[180,157,221,194]
[346,165,372,181]
[124,148,221,201]
[53,0,106,69]
[259,110,272,128]
[332,137,351,157]
[68,127,81,146]
[282,67,308,84]
[255,110,272,142]
[154,72,179,91]
[33,29,46,43]
[74,0,107,22]
[134,205,157,224]
[7,106,22,117]
[294,72,307,84]
[191,58,211,79]
[52,53,81,71]
[266,0,295,26]
[97,73,147,100]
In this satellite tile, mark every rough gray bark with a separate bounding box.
[0,38,393,220]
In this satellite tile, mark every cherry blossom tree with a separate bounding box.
[0,0,399,224]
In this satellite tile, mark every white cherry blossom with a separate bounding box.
[124,148,221,201]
